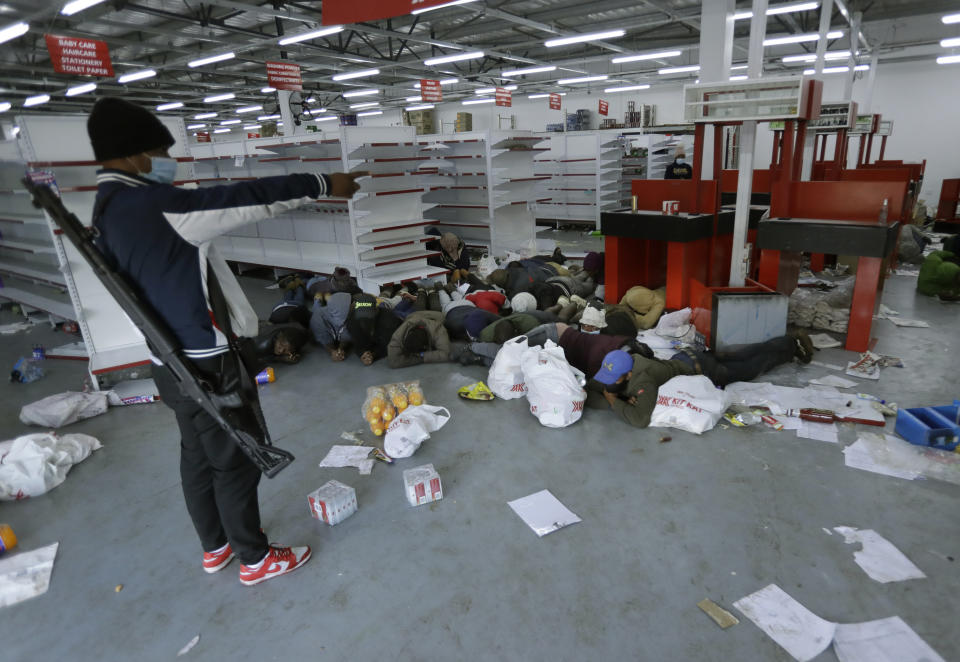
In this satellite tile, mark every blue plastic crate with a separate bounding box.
[894,400,960,452]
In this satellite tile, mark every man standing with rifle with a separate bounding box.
[84,98,364,586]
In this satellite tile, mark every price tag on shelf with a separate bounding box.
[234,155,245,167]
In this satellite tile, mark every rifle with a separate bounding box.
[22,175,294,477]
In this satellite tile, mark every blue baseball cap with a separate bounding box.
[594,350,633,385]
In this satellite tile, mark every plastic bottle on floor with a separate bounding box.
[0,524,16,554]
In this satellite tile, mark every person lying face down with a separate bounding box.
[386,311,451,368]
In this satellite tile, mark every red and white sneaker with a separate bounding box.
[239,544,312,586]
[202,543,235,574]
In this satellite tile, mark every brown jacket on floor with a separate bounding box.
[620,286,666,330]
[387,311,451,368]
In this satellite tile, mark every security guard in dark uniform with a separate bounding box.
[664,145,693,179]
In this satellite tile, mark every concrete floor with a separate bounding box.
[1,273,958,662]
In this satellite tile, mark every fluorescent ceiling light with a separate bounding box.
[357,110,382,117]
[803,64,869,74]
[220,119,241,125]
[604,84,651,92]
[729,75,749,81]
[941,12,960,24]
[204,92,235,103]
[257,114,281,120]
[213,128,231,134]
[941,37,960,48]
[782,50,851,63]
[186,123,206,129]
[261,86,276,93]
[405,95,423,102]
[731,64,748,70]
[474,87,496,94]
[735,1,819,19]
[61,0,107,15]
[304,108,327,114]
[503,85,518,90]
[315,116,338,122]
[412,0,479,14]
[545,29,625,48]
[414,78,458,88]
[117,69,156,83]
[406,104,435,111]
[332,68,380,81]
[462,98,496,105]
[243,124,261,130]
[937,54,960,64]
[235,105,262,114]
[0,21,28,44]
[424,51,484,66]
[278,25,343,45]
[188,52,234,68]
[305,97,316,103]
[658,65,700,74]
[557,75,608,84]
[349,101,379,109]
[343,89,379,98]
[194,112,217,119]
[527,93,565,99]
[156,101,183,111]
[66,83,97,96]
[23,94,50,107]
[501,65,557,77]
[764,30,842,46]
[0,102,11,112]
[612,49,682,64]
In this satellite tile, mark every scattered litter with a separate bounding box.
[651,375,730,434]
[308,480,358,525]
[370,448,393,464]
[507,489,581,537]
[845,352,882,380]
[810,360,845,371]
[340,430,364,444]
[659,435,672,443]
[384,405,450,459]
[0,523,16,554]
[20,391,109,428]
[843,432,960,485]
[809,375,859,389]
[895,400,960,451]
[779,416,803,431]
[177,634,201,657]
[809,333,842,349]
[725,382,884,426]
[403,463,443,507]
[878,304,899,317]
[832,526,926,583]
[9,357,44,384]
[115,584,123,593]
[822,527,833,535]
[697,598,739,629]
[318,445,375,475]
[833,617,944,662]
[106,378,159,405]
[0,542,59,608]
[0,321,35,335]
[797,420,839,443]
[879,356,904,368]
[884,316,930,328]
[457,381,494,401]
[725,411,761,427]
[0,433,102,501]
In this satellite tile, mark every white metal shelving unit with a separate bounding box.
[419,130,544,256]
[682,77,813,122]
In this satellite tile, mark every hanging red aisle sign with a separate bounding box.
[196,132,211,143]
[322,0,459,25]
[549,93,562,110]
[247,132,261,139]
[420,79,442,102]
[495,88,512,107]
[44,34,113,77]
[598,99,609,116]
[266,61,303,91]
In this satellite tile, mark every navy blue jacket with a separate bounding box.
[93,169,329,360]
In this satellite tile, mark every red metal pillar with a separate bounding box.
[758,249,781,290]
[857,135,866,167]
[792,121,807,181]
[866,133,874,165]
[878,135,887,161]
[846,256,883,352]
[693,122,705,211]
[665,239,709,310]
[818,134,827,161]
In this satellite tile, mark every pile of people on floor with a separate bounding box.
[255,234,815,429]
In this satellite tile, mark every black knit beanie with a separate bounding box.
[87,97,176,162]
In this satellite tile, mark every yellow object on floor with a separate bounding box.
[458,381,495,401]
[0,524,17,554]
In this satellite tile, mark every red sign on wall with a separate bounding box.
[247,132,261,139]
[420,79,442,102]
[195,132,211,143]
[549,93,562,110]
[495,88,512,107]
[598,99,609,116]
[44,34,113,77]
[322,0,458,25]
[266,61,303,91]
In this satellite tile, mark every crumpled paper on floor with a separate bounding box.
[0,433,102,501]
[832,526,926,583]
[843,432,960,486]
[0,542,58,608]
[318,445,374,475]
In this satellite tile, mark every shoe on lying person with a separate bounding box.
[789,329,815,364]
[202,543,235,574]
[239,544,312,586]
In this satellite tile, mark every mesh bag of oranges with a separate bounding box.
[361,381,425,436]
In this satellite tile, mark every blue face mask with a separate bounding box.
[142,156,177,184]
[584,328,600,335]
[676,158,687,165]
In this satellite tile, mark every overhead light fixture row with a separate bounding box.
[658,65,700,75]
[611,50,682,64]
[357,110,383,117]
[545,30,625,48]
[342,89,380,98]
[193,112,217,119]
[66,83,97,97]
[412,0,479,14]
[332,68,380,81]
[117,69,156,83]
[735,1,819,20]
[278,25,343,45]
[462,98,496,105]
[156,101,184,111]
[557,75,608,84]
[527,93,565,99]
[943,13,960,24]
[782,50,851,63]
[500,65,557,77]
[203,92,235,103]
[406,104,435,111]
[24,94,50,107]
[349,101,379,109]
[604,84,651,93]
[188,52,235,68]
[424,51,484,66]
[236,105,263,114]
[0,21,28,45]
[763,30,842,46]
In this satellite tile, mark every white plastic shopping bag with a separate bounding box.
[0,432,102,500]
[19,391,109,428]
[649,375,730,434]
[655,307,704,349]
[384,405,450,459]
[521,341,587,428]
[488,336,530,400]
[476,253,498,279]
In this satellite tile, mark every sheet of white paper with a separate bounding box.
[810,360,845,371]
[724,382,885,425]
[885,317,930,328]
[733,584,836,662]
[177,634,200,656]
[507,489,581,537]
[809,375,859,389]
[844,433,960,485]
[779,416,803,431]
[318,445,374,475]
[878,304,900,317]
[797,420,839,443]
[0,542,59,608]
[833,617,945,662]
[843,439,921,481]
[809,333,842,349]
[832,526,925,583]
[0,321,34,335]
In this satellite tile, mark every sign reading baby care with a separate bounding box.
[44,34,113,77]
[266,61,303,91]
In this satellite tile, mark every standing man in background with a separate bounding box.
[87,97,365,586]
[664,144,693,179]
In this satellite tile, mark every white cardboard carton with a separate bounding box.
[307,480,358,525]
[403,463,443,507]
